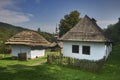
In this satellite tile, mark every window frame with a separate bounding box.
[72,45,79,53]
[82,46,90,55]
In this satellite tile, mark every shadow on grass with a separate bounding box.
[0,63,61,80]
[0,66,7,70]
[1,57,13,60]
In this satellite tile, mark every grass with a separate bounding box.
[0,45,120,80]
[0,54,46,67]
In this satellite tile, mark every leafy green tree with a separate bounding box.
[105,18,120,44]
[59,10,80,37]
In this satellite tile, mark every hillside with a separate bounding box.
[0,22,28,41]
[0,22,53,53]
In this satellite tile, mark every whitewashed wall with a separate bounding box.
[11,45,31,58]
[63,41,111,61]
[30,49,45,59]
[11,45,45,59]
[105,43,112,59]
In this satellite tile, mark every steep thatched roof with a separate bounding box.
[60,15,111,42]
[5,31,51,47]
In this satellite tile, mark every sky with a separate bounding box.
[0,0,120,33]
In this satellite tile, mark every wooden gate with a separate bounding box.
[18,53,28,61]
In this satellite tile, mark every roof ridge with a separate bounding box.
[5,30,51,46]
[60,15,111,42]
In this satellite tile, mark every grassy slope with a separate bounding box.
[0,46,120,80]
[0,22,28,41]
[0,22,53,42]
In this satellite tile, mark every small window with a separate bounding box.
[72,45,79,53]
[82,46,90,55]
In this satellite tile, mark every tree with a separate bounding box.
[105,18,120,44]
[59,10,80,37]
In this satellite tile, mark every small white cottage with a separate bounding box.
[60,15,112,61]
[5,31,51,59]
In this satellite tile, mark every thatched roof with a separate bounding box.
[5,31,51,47]
[50,42,63,48]
[60,15,111,42]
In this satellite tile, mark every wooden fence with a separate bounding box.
[47,54,105,72]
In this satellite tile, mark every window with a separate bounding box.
[82,46,90,55]
[72,45,79,53]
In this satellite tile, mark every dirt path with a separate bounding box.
[27,60,47,66]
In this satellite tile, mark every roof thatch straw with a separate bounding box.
[50,42,63,48]
[60,15,111,42]
[5,31,51,47]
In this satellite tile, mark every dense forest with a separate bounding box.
[0,22,53,53]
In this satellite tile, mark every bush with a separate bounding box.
[0,43,11,54]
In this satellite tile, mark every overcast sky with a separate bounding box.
[0,0,120,33]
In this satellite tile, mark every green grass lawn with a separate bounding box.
[0,46,120,80]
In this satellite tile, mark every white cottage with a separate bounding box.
[5,31,51,59]
[60,15,112,61]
